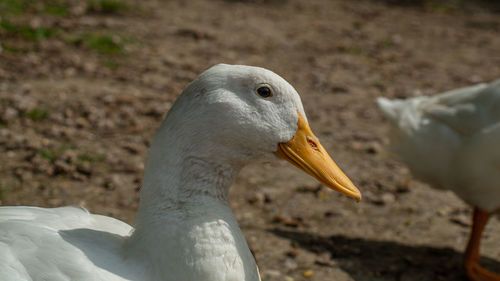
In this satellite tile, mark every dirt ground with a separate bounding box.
[1,0,500,280]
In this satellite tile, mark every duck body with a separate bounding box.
[377,79,500,281]
[0,206,139,281]
[0,64,360,281]
[0,204,257,281]
[377,79,500,212]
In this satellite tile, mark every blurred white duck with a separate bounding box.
[0,64,361,281]
[377,79,500,281]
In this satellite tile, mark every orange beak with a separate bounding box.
[275,111,361,202]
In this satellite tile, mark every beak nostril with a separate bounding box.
[307,137,319,151]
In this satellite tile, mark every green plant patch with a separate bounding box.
[42,5,68,16]
[77,152,105,163]
[66,33,125,54]
[424,1,459,13]
[378,39,394,48]
[347,46,363,55]
[1,43,25,53]
[0,0,72,16]
[0,19,57,40]
[83,34,123,54]
[37,145,69,161]
[101,59,118,69]
[37,149,57,160]
[88,0,128,14]
[25,108,50,121]
[0,0,27,15]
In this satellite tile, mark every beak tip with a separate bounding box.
[329,183,362,202]
[350,190,362,202]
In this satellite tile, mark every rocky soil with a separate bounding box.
[1,0,500,280]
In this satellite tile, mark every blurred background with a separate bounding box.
[1,0,500,280]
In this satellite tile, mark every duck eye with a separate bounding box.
[256,86,272,98]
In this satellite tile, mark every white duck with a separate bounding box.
[0,64,361,281]
[377,79,500,281]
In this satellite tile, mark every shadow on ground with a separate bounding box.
[270,228,500,281]
[369,0,500,13]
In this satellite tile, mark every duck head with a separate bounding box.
[156,64,361,201]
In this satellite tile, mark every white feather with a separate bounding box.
[377,79,500,212]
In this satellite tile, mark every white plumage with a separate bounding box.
[0,64,359,281]
[377,79,500,281]
[377,79,500,212]
[0,207,134,281]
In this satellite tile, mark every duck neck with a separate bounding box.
[134,154,241,227]
[126,125,247,241]
[124,146,260,280]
